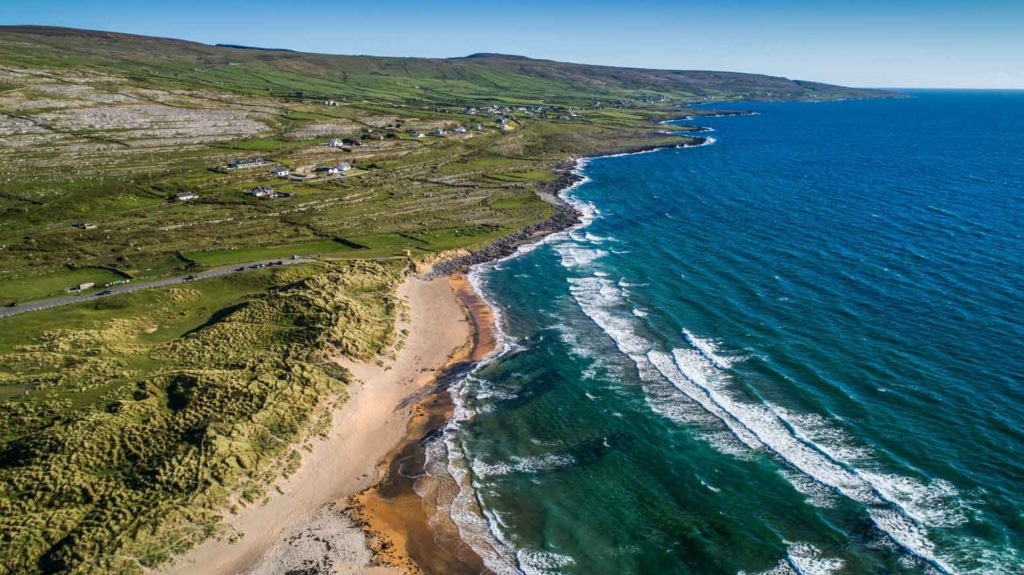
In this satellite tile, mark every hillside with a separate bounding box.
[0,25,892,104]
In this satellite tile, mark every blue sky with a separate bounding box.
[2,0,1023,88]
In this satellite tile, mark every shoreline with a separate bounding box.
[427,135,711,279]
[164,125,713,575]
[343,275,498,574]
[158,276,471,575]
[352,133,719,573]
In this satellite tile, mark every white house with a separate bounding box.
[226,157,268,170]
[328,138,342,148]
[433,128,445,136]
[272,167,290,177]
[337,162,352,172]
[453,126,467,134]
[175,191,199,201]
[250,185,280,198]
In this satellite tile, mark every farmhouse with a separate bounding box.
[337,162,352,172]
[271,167,290,177]
[453,126,467,134]
[250,185,285,198]
[226,157,268,170]
[328,138,342,147]
[175,191,199,201]
[433,128,445,136]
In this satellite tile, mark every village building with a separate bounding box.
[337,161,352,172]
[226,157,268,170]
[472,123,484,131]
[453,126,467,134]
[250,185,284,199]
[271,167,290,177]
[328,138,342,147]
[433,128,446,136]
[175,191,199,201]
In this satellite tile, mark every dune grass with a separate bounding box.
[0,260,403,574]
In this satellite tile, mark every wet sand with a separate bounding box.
[345,274,497,574]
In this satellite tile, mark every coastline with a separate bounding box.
[427,135,712,279]
[343,275,498,574]
[163,128,712,575]
[158,276,471,575]
[352,133,718,573]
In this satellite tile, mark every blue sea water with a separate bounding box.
[430,91,1024,574]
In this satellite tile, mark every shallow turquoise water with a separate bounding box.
[433,92,1024,574]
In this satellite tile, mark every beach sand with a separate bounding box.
[346,274,497,575]
[159,276,471,575]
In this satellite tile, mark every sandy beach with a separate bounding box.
[345,274,498,575]
[160,276,471,575]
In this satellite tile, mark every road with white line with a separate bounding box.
[0,258,315,319]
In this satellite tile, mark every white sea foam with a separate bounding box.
[471,453,576,479]
[517,549,577,575]
[778,468,842,508]
[439,379,523,575]
[556,253,963,571]
[683,328,735,369]
[741,543,845,575]
[557,245,607,268]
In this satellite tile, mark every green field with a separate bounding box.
[184,240,357,266]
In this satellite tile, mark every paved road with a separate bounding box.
[0,258,315,319]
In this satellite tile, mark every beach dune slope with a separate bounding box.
[160,277,470,575]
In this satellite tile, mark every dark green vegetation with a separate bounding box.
[0,261,403,574]
[0,25,895,573]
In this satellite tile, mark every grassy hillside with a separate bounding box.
[0,26,892,104]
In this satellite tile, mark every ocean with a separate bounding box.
[428,91,1024,574]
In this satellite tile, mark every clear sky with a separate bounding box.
[2,0,1023,89]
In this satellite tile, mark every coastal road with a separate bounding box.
[0,258,315,319]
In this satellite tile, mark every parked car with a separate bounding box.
[96,290,112,296]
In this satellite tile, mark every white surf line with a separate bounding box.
[657,347,957,574]
[683,328,733,369]
[557,254,956,573]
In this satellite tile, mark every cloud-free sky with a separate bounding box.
[2,0,1022,88]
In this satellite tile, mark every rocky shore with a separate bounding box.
[427,137,709,279]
